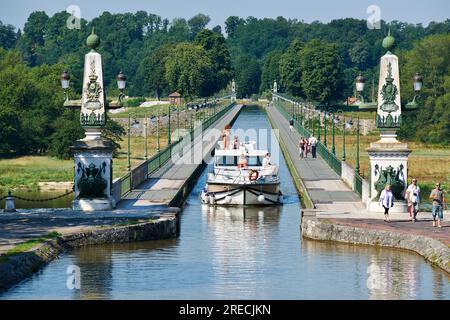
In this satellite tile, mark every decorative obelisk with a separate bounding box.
[366,31,411,213]
[71,29,116,211]
[272,80,278,102]
[231,79,236,102]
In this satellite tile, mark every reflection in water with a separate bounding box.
[0,189,73,209]
[202,205,281,298]
[1,106,449,300]
[73,240,178,300]
[72,246,114,300]
[301,240,449,300]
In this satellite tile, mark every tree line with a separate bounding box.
[0,12,448,159]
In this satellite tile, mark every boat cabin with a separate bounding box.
[215,141,267,168]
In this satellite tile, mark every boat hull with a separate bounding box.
[203,182,282,206]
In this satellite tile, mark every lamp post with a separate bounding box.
[127,112,139,172]
[60,29,127,211]
[331,112,336,155]
[342,117,346,162]
[323,112,328,147]
[317,111,321,141]
[60,70,70,104]
[167,105,171,145]
[355,72,366,104]
[144,111,148,161]
[300,103,303,127]
[405,72,423,109]
[189,105,194,132]
[355,117,360,175]
[176,106,180,141]
[333,110,350,162]
[117,71,127,106]
[156,108,160,153]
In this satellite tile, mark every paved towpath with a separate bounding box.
[267,104,449,223]
[117,104,243,210]
[0,208,178,254]
[327,217,450,245]
[267,104,365,214]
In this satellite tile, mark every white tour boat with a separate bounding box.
[201,141,282,206]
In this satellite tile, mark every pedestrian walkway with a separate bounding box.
[267,105,366,214]
[0,208,177,254]
[117,104,243,210]
[327,217,450,245]
[268,104,449,224]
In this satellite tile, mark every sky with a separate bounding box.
[0,0,449,30]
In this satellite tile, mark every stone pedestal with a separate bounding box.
[366,136,411,213]
[71,139,116,211]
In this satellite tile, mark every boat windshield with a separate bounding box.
[215,156,263,167]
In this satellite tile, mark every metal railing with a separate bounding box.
[113,98,236,201]
[273,94,343,177]
[316,143,342,176]
[354,172,363,197]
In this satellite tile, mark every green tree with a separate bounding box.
[300,39,344,103]
[225,16,245,38]
[260,51,282,93]
[49,110,84,159]
[17,11,49,65]
[194,29,232,95]
[138,44,174,99]
[279,39,304,96]
[0,107,24,154]
[188,14,211,39]
[0,21,18,49]
[232,55,261,98]
[165,43,213,99]
[398,33,450,145]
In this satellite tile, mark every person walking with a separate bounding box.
[379,184,394,222]
[429,183,446,228]
[309,135,318,159]
[303,138,309,159]
[298,137,305,160]
[289,118,294,131]
[405,178,421,222]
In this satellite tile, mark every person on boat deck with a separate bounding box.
[232,136,239,149]
[263,153,276,174]
[238,153,248,169]
[222,124,232,149]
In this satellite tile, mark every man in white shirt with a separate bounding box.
[405,178,420,222]
[309,135,318,159]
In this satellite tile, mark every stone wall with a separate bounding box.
[301,216,450,274]
[0,217,178,293]
[341,161,355,189]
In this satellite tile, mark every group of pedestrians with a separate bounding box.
[379,178,446,227]
[287,116,446,227]
[298,135,317,159]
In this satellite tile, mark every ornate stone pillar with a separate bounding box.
[272,80,278,102]
[366,32,411,213]
[231,79,236,103]
[71,30,116,211]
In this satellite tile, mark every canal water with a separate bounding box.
[0,189,73,210]
[1,106,449,300]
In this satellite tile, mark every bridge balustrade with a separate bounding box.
[112,98,236,203]
[273,93,367,199]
